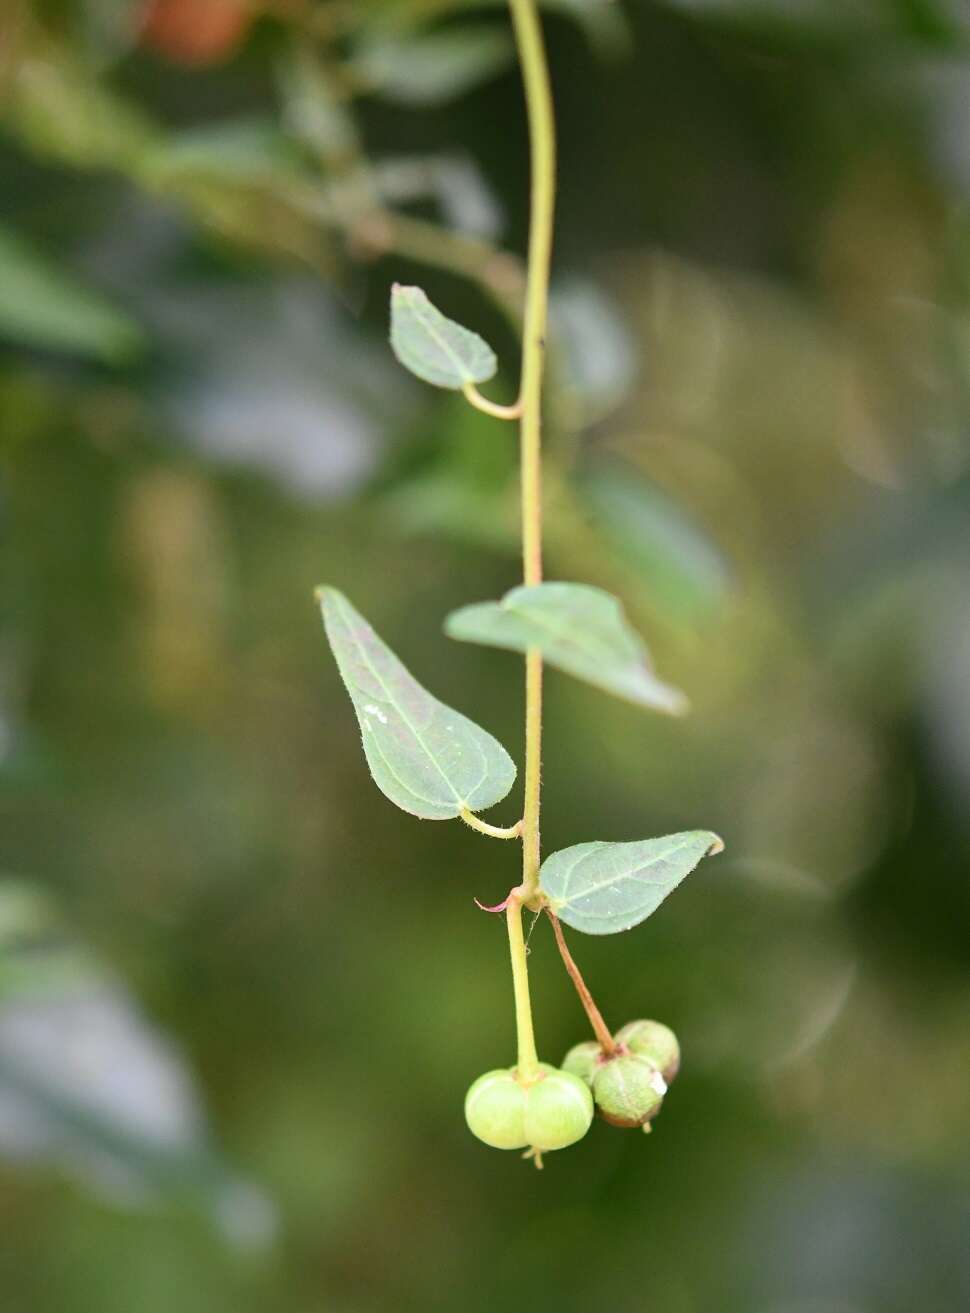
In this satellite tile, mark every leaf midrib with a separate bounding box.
[403,289,481,385]
[549,835,701,909]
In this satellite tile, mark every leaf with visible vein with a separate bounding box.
[445,582,687,714]
[390,284,497,390]
[317,588,515,821]
[540,831,723,935]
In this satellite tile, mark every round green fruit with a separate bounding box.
[465,1062,593,1152]
[592,1053,667,1128]
[614,1019,681,1083]
[561,1040,602,1086]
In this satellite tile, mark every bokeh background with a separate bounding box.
[2,1,970,1310]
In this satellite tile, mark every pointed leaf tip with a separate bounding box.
[390,284,497,390]
[540,830,722,935]
[317,588,515,821]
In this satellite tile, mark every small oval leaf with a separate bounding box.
[318,588,515,820]
[390,284,497,390]
[540,831,723,935]
[445,582,687,714]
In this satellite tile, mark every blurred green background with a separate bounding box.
[2,1,970,1310]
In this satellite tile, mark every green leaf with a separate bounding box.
[445,582,687,714]
[390,284,497,390]
[0,222,142,363]
[353,27,514,106]
[540,831,724,935]
[317,588,515,820]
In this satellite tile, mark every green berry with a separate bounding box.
[561,1040,602,1086]
[614,1019,681,1083]
[592,1053,667,1128]
[525,1066,594,1150]
[464,1068,529,1149]
[465,1062,593,1153]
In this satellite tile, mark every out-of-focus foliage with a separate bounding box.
[0,221,141,362]
[0,881,275,1245]
[1,0,970,1311]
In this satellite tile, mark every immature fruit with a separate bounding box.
[614,1019,681,1083]
[592,1053,667,1128]
[561,1040,602,1086]
[465,1062,593,1152]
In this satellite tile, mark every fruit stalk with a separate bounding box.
[506,894,540,1082]
[548,910,616,1054]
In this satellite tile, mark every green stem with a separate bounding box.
[506,895,540,1081]
[510,0,555,901]
[504,0,556,1079]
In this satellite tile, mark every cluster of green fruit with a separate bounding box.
[465,1020,680,1157]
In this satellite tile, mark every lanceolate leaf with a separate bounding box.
[540,832,723,935]
[444,582,687,714]
[318,588,515,821]
[390,284,497,390]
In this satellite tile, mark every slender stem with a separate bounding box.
[460,806,522,840]
[548,911,616,1054]
[462,382,523,421]
[509,0,555,902]
[506,895,540,1081]
[487,0,556,1081]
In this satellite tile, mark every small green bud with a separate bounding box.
[561,1040,602,1086]
[592,1053,667,1128]
[465,1062,593,1153]
[614,1019,681,1083]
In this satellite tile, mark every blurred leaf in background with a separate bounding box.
[0,881,275,1246]
[0,221,142,363]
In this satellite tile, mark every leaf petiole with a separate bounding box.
[460,806,523,840]
[461,381,523,421]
